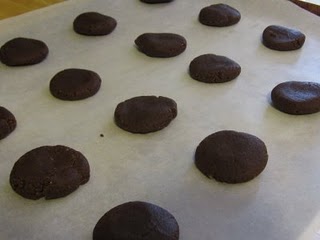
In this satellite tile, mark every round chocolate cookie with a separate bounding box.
[114,96,177,134]
[271,81,320,115]
[189,54,241,83]
[0,106,16,140]
[135,33,187,58]
[0,37,49,66]
[73,12,117,36]
[195,130,268,183]
[50,68,101,101]
[140,0,174,3]
[262,25,306,51]
[10,145,90,200]
[93,201,179,240]
[199,4,241,27]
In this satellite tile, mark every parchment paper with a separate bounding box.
[1,0,320,239]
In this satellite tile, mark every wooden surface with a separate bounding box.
[290,0,320,15]
[0,0,64,20]
[0,0,319,20]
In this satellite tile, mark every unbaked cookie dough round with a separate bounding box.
[50,68,101,101]
[93,201,179,240]
[135,33,187,58]
[73,12,117,36]
[0,106,16,140]
[189,54,241,83]
[271,81,320,114]
[114,96,177,133]
[0,37,48,66]
[262,25,306,51]
[195,130,268,183]
[10,145,90,200]
[199,4,241,27]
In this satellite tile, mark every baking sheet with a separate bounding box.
[0,0,320,239]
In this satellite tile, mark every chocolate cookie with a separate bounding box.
[199,4,241,27]
[0,37,49,66]
[10,145,90,200]
[135,33,187,58]
[73,12,117,36]
[271,81,320,115]
[140,0,174,3]
[93,201,179,240]
[114,96,177,133]
[195,130,268,183]
[189,54,241,83]
[0,106,16,140]
[50,68,101,101]
[262,25,306,51]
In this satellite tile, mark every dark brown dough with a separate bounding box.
[271,81,320,115]
[73,12,117,36]
[135,33,187,58]
[114,96,177,133]
[93,201,179,240]
[0,37,49,66]
[195,130,268,183]
[10,145,90,200]
[0,106,16,140]
[262,25,306,51]
[50,68,101,101]
[199,4,241,27]
[189,54,241,83]
[140,0,174,3]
